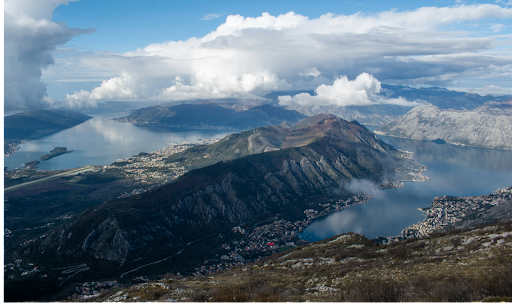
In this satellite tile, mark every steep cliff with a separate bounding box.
[22,115,424,279]
[375,101,512,150]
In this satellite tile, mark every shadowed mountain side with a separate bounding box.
[4,109,92,140]
[21,115,423,280]
[113,103,306,130]
[165,114,394,171]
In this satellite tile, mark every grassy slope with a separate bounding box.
[91,221,512,302]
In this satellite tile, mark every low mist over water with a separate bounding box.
[300,135,512,241]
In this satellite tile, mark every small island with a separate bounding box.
[40,147,73,161]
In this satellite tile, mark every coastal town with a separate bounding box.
[4,140,25,157]
[191,194,374,276]
[401,186,512,239]
[103,139,219,188]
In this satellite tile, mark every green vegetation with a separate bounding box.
[40,147,72,160]
[115,103,306,130]
[88,221,512,302]
[23,160,40,169]
[4,168,67,188]
[4,109,92,141]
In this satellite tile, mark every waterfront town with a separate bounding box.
[4,140,25,157]
[401,186,512,239]
[190,194,374,276]
[102,139,220,197]
[4,138,456,298]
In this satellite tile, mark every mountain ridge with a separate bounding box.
[375,101,512,150]
[18,115,427,283]
[113,103,306,130]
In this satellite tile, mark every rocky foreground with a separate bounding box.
[68,222,512,302]
[375,101,512,150]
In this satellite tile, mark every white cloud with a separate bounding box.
[201,13,222,21]
[41,4,512,108]
[278,73,420,107]
[490,23,507,32]
[496,0,512,6]
[4,0,93,111]
[152,70,291,101]
[484,84,502,90]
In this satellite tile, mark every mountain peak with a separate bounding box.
[293,113,339,128]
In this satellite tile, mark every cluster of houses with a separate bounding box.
[401,186,512,238]
[104,139,220,188]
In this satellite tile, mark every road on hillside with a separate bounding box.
[4,166,96,192]
[120,217,278,278]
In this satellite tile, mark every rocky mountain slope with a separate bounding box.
[113,103,306,130]
[284,104,414,127]
[282,85,511,126]
[16,115,425,285]
[375,101,512,150]
[64,222,512,302]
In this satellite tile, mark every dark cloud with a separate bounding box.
[4,8,93,112]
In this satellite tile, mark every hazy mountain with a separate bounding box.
[375,101,512,150]
[381,84,511,110]
[20,115,424,282]
[4,109,92,140]
[281,85,511,126]
[284,104,414,126]
[113,103,306,130]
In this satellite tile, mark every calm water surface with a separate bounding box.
[300,136,512,241]
[6,117,512,240]
[4,112,232,171]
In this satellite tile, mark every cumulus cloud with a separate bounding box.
[151,69,291,101]
[41,4,512,107]
[4,0,93,111]
[278,73,420,107]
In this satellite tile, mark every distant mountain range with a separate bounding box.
[282,85,511,126]
[20,114,425,283]
[113,103,306,130]
[375,101,512,150]
[4,109,92,141]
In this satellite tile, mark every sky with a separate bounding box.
[4,0,512,111]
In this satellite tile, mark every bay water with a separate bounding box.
[4,112,232,171]
[5,115,512,240]
[300,136,512,240]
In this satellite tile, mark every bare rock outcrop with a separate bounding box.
[375,102,512,150]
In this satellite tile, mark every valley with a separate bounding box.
[4,109,512,302]
[4,114,432,301]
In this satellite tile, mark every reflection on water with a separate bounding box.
[4,112,232,171]
[384,136,512,171]
[301,135,512,241]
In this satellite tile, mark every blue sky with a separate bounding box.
[53,0,488,52]
[53,0,490,53]
[4,0,512,111]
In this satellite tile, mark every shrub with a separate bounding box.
[338,278,405,302]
